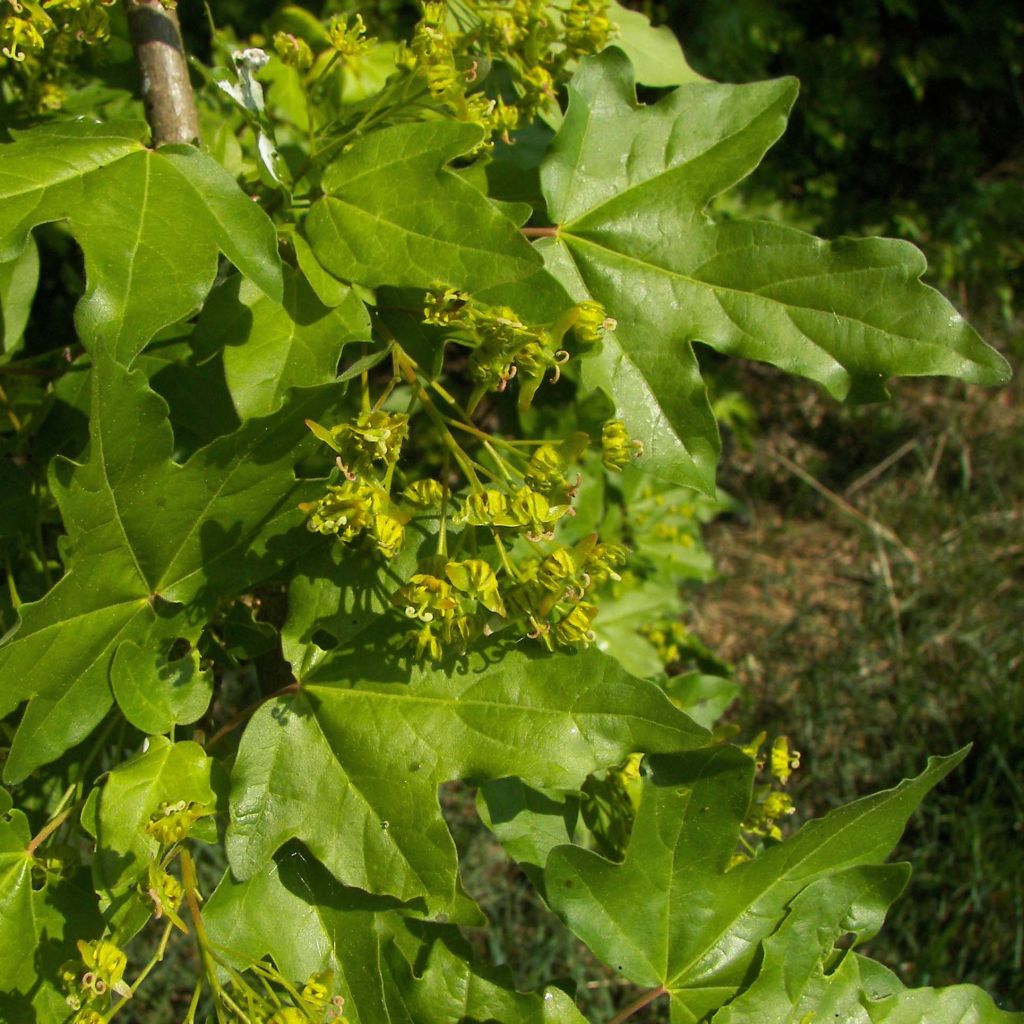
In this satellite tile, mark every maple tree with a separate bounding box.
[0,1,1017,1022]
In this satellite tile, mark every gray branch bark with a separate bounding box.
[125,0,200,147]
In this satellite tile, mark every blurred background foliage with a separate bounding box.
[664,0,1024,323]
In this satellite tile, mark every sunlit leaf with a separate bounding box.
[305,121,541,292]
[542,51,1010,489]
[227,638,707,916]
[0,121,282,362]
[546,746,970,1021]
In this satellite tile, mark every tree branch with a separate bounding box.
[125,0,200,146]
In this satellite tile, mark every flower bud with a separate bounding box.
[372,513,405,559]
[572,301,615,344]
[601,420,642,470]
[403,479,445,507]
[552,602,598,647]
[273,31,313,70]
[445,559,506,615]
[536,548,576,592]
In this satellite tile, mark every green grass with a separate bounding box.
[695,356,1023,1009]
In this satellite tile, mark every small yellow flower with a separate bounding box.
[770,736,800,784]
[326,13,372,58]
[371,513,405,559]
[403,479,445,507]
[411,622,442,661]
[76,938,131,998]
[552,602,598,647]
[572,301,616,344]
[509,485,570,536]
[144,800,211,845]
[273,31,313,70]
[396,574,457,622]
[536,548,576,592]
[445,559,505,615]
[458,489,514,526]
[601,420,643,471]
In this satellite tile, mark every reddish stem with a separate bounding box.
[608,986,668,1024]
[205,681,299,751]
[522,226,559,238]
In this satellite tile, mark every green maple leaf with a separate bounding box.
[0,120,282,362]
[0,234,37,357]
[545,745,971,1022]
[0,353,336,782]
[380,928,588,1023]
[88,738,216,896]
[226,639,707,917]
[80,737,216,939]
[204,844,586,1024]
[304,121,541,291]
[541,51,1010,490]
[204,846,401,1024]
[110,640,214,736]
[279,529,429,680]
[193,267,371,420]
[713,863,1023,1024]
[0,808,102,1021]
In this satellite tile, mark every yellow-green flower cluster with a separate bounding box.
[1,0,115,110]
[562,0,613,56]
[732,733,801,861]
[269,13,372,75]
[326,12,373,59]
[204,963,348,1024]
[139,861,189,931]
[144,799,213,845]
[640,618,690,667]
[395,528,628,660]
[397,0,614,141]
[397,1,503,134]
[456,484,572,537]
[475,0,614,124]
[302,410,411,559]
[300,291,640,662]
[303,479,406,559]
[306,409,409,477]
[601,419,643,471]
[423,288,613,411]
[62,938,132,1013]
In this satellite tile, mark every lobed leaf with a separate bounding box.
[713,863,1023,1023]
[0,809,102,1021]
[0,352,337,781]
[541,51,1010,490]
[86,737,216,908]
[0,121,282,362]
[0,234,37,358]
[606,0,706,88]
[546,745,970,1021]
[110,640,214,736]
[193,267,371,420]
[204,843,587,1023]
[226,639,707,916]
[304,121,542,292]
